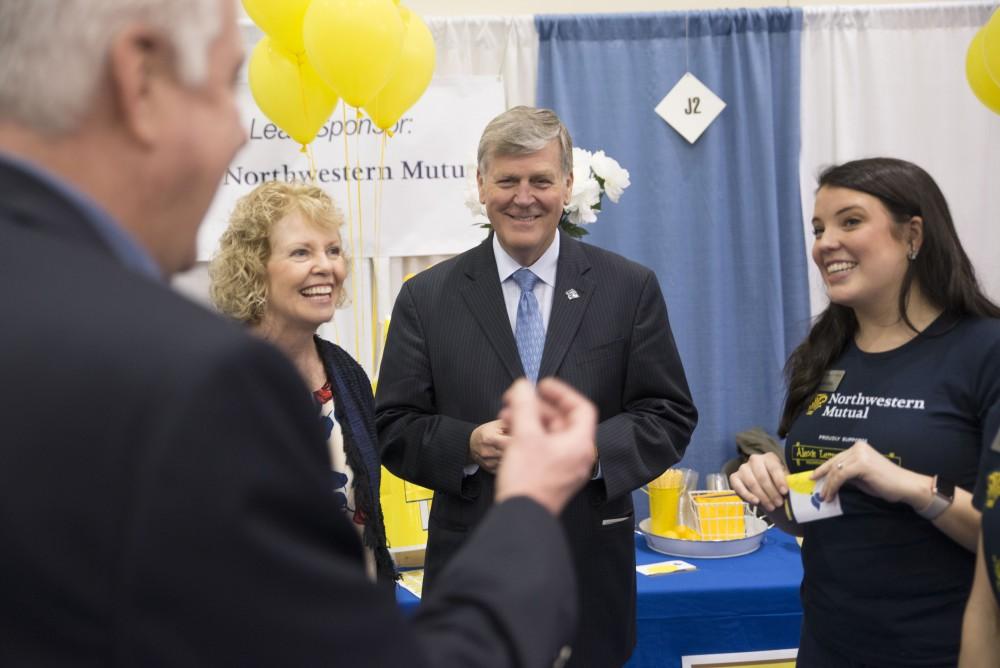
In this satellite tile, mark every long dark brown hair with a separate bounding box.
[779,157,1000,436]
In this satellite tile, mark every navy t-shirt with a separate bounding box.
[784,315,1000,666]
[973,423,1000,610]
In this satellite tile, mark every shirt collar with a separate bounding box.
[493,232,560,287]
[0,151,162,281]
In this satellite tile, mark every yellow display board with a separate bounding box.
[380,466,432,549]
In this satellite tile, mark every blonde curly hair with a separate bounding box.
[210,181,349,325]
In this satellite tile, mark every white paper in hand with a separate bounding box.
[786,471,844,523]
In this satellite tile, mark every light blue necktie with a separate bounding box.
[512,268,545,383]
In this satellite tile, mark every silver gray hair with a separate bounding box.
[0,0,222,134]
[477,106,573,176]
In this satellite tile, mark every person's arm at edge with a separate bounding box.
[959,532,1000,667]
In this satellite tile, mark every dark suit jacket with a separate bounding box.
[0,158,577,667]
[377,233,698,667]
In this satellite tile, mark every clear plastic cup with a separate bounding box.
[706,473,729,491]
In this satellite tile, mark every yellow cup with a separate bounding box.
[649,485,681,535]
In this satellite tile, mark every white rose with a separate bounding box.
[589,150,630,203]
[565,172,601,225]
[571,146,592,175]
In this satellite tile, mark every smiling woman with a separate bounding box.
[810,186,919,322]
[209,181,394,585]
[729,157,1000,667]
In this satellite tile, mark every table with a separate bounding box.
[395,529,803,668]
[627,528,802,667]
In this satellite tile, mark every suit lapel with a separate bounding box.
[459,237,524,382]
[540,234,595,379]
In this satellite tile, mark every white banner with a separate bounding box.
[197,75,505,260]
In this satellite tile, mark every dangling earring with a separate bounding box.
[908,245,919,261]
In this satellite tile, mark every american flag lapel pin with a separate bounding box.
[565,289,579,300]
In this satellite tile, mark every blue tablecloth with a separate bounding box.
[627,528,803,667]
[396,529,803,667]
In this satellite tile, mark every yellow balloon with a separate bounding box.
[303,0,406,108]
[984,8,1000,84]
[364,7,436,131]
[248,37,340,146]
[242,0,311,54]
[967,29,1000,115]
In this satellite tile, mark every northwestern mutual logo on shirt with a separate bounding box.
[810,391,926,420]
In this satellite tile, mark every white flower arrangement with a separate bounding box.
[467,147,631,238]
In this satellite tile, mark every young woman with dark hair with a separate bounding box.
[731,158,1000,667]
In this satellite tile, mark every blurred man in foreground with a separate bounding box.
[0,1,596,665]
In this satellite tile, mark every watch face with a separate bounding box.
[936,477,956,500]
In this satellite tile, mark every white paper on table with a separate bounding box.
[637,560,697,577]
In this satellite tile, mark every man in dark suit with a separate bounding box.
[0,2,600,665]
[377,106,699,667]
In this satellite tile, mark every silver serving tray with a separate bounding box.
[638,515,769,559]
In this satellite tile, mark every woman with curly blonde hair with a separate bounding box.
[211,180,394,583]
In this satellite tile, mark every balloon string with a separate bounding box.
[341,104,359,362]
[370,132,388,375]
[370,281,379,376]
[376,133,386,261]
[341,104,354,222]
[354,107,363,366]
[330,315,342,347]
[306,144,318,184]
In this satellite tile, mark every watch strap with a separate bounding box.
[916,475,954,520]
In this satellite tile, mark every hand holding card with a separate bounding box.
[785,470,844,523]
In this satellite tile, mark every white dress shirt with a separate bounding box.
[493,232,559,333]
[463,234,561,477]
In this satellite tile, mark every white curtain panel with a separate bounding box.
[800,1,1000,317]
[427,15,539,108]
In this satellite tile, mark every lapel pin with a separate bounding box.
[565,289,579,300]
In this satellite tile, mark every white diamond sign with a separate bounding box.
[655,72,726,144]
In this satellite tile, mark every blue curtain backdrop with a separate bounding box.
[536,10,810,506]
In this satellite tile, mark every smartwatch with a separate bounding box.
[916,475,955,520]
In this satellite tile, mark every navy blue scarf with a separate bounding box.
[314,337,395,584]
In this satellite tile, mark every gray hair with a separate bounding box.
[477,106,573,176]
[0,0,221,134]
